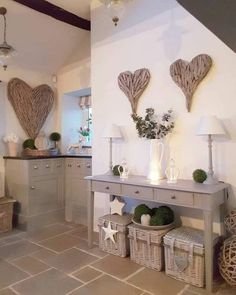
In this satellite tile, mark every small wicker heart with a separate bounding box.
[118,68,151,114]
[8,78,54,139]
[174,254,188,272]
[170,54,212,112]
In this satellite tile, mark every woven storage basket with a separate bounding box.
[23,149,50,157]
[128,224,174,271]
[164,226,218,287]
[98,214,132,257]
[0,197,16,233]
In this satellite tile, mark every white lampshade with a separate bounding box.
[196,115,225,136]
[102,124,123,138]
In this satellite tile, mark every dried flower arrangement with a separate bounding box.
[131,108,174,139]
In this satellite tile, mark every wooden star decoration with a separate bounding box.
[102,222,118,244]
[110,197,125,215]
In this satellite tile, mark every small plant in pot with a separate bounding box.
[49,132,61,155]
[22,138,36,156]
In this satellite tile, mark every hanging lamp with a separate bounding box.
[0,7,17,70]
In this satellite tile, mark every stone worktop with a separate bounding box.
[3,154,92,160]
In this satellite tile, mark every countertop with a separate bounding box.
[3,154,92,160]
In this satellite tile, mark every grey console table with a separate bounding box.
[86,174,229,293]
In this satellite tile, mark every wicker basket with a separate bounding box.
[164,226,218,287]
[23,148,50,157]
[128,224,174,271]
[0,197,16,233]
[98,214,132,257]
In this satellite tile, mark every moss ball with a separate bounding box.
[112,165,123,176]
[193,169,207,183]
[50,132,61,142]
[23,139,36,150]
[150,206,174,226]
[133,204,151,223]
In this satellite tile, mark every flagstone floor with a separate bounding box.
[0,223,234,295]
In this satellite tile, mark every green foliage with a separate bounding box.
[23,139,36,150]
[50,132,61,142]
[131,108,174,139]
[112,165,123,176]
[193,169,207,183]
[133,204,151,223]
[150,206,174,226]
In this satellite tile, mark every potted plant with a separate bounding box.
[3,133,19,157]
[49,132,61,155]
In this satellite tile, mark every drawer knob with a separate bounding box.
[105,186,110,190]
[77,164,81,168]
[68,164,72,167]
[86,164,91,168]
[135,190,140,194]
[171,195,176,200]
[57,164,61,168]
[33,165,38,169]
[46,165,50,168]
[30,186,35,190]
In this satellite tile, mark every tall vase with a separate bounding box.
[147,139,164,181]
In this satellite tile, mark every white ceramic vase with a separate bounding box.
[7,142,18,157]
[147,139,164,181]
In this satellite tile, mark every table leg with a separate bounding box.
[87,189,94,248]
[203,210,213,293]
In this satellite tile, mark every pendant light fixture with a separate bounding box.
[0,7,17,70]
[99,0,131,26]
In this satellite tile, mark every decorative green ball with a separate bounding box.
[133,204,151,223]
[150,206,174,226]
[50,132,61,142]
[193,169,207,183]
[23,139,36,150]
[112,165,123,176]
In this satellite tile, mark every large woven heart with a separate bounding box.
[118,68,151,114]
[8,78,54,139]
[170,54,212,112]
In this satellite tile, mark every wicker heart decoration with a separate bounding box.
[118,68,151,114]
[8,78,54,139]
[170,54,212,112]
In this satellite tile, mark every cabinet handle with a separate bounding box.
[171,195,176,200]
[135,190,140,194]
[45,165,50,168]
[33,165,38,169]
[30,186,36,190]
[86,164,91,168]
[105,186,110,190]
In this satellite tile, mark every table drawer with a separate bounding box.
[154,189,194,206]
[122,184,153,200]
[92,181,121,195]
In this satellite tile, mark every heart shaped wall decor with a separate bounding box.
[118,68,151,114]
[7,78,54,139]
[170,54,212,112]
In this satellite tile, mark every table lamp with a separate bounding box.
[102,124,122,174]
[196,115,225,184]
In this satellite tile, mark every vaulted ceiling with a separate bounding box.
[177,0,236,53]
[0,0,91,74]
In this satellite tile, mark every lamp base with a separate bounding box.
[204,173,219,185]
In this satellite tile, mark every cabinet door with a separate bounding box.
[29,176,64,216]
[71,178,87,225]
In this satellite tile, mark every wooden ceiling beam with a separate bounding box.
[13,0,90,31]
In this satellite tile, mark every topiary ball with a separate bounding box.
[112,165,123,176]
[193,169,207,183]
[50,132,61,142]
[133,204,151,223]
[23,139,36,150]
[150,206,174,226]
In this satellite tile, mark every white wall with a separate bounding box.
[91,0,236,231]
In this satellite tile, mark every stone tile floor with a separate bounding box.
[0,223,234,295]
